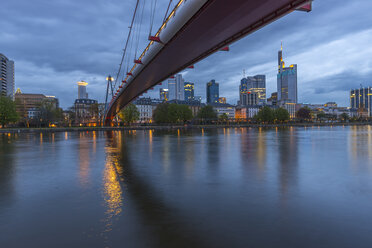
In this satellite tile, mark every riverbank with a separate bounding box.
[0,122,371,133]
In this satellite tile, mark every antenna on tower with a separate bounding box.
[281,41,283,51]
[243,69,246,78]
[360,83,363,89]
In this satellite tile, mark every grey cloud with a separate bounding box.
[1,0,372,108]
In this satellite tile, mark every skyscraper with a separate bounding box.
[168,77,176,100]
[350,87,372,117]
[206,80,219,104]
[0,53,15,100]
[168,74,184,100]
[160,88,169,101]
[184,82,194,101]
[277,44,297,104]
[77,81,88,99]
[239,75,266,105]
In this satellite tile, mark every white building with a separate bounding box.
[213,104,236,119]
[235,106,261,119]
[133,98,161,123]
[27,107,41,119]
[0,53,15,100]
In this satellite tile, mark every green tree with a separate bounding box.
[197,105,217,120]
[177,104,193,123]
[0,96,19,127]
[118,103,139,125]
[296,107,311,120]
[317,111,326,119]
[274,108,290,122]
[153,102,170,123]
[255,106,275,123]
[153,103,192,124]
[38,100,62,126]
[219,113,229,123]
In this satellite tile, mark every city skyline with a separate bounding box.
[1,0,372,108]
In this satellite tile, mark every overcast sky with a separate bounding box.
[1,0,372,108]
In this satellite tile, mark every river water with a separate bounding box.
[0,126,372,248]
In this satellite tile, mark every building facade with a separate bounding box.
[15,91,59,118]
[184,82,194,101]
[350,87,372,117]
[77,81,88,99]
[277,45,297,104]
[0,53,15,100]
[74,99,98,124]
[239,75,266,105]
[134,98,163,123]
[168,74,184,101]
[206,80,219,104]
[235,105,261,119]
[159,88,169,101]
[212,103,235,118]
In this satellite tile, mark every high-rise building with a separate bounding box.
[239,75,266,105]
[168,74,184,100]
[77,81,89,99]
[159,88,169,101]
[168,77,176,100]
[0,53,15,100]
[277,44,297,104]
[184,82,194,101]
[206,80,219,104]
[350,87,372,117]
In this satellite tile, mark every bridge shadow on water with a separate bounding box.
[106,130,210,248]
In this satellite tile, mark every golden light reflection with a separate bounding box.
[257,128,266,169]
[65,132,68,140]
[92,131,97,154]
[103,159,123,232]
[149,129,153,156]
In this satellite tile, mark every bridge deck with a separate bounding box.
[106,0,311,123]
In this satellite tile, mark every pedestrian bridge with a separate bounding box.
[105,0,312,125]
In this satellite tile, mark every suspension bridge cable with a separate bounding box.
[163,0,173,23]
[134,0,146,59]
[113,0,140,90]
[149,0,158,36]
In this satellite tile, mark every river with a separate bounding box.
[0,126,372,247]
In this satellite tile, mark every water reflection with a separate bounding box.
[349,125,372,171]
[78,133,91,187]
[240,128,267,179]
[108,131,208,248]
[1,127,372,248]
[102,147,123,233]
[276,128,298,200]
[206,129,220,174]
[0,134,16,202]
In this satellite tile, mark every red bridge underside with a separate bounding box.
[105,0,310,124]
